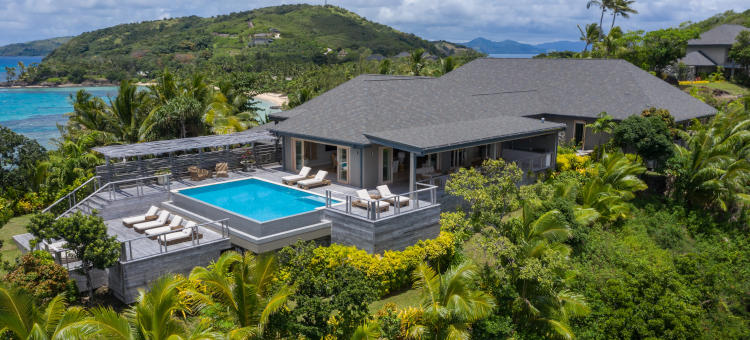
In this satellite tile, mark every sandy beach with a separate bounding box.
[254,92,288,107]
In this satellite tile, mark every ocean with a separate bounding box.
[0,56,44,81]
[0,85,281,150]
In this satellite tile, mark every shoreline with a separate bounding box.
[0,81,156,89]
[254,92,288,106]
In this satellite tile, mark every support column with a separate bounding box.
[105,156,111,183]
[409,152,416,200]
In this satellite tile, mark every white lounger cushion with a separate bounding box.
[298,170,328,186]
[376,185,409,203]
[145,216,183,236]
[160,228,194,244]
[122,206,159,225]
[282,166,312,181]
[356,189,390,209]
[133,211,170,232]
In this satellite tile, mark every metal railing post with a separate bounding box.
[394,196,400,215]
[120,243,127,261]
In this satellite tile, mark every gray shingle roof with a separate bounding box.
[680,51,717,66]
[271,58,716,148]
[688,24,750,46]
[365,116,564,154]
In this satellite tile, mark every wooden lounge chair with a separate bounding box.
[352,189,389,212]
[188,166,199,180]
[215,162,229,178]
[133,211,170,233]
[298,170,331,189]
[376,185,410,207]
[282,166,312,185]
[122,206,160,227]
[145,215,184,239]
[158,224,203,246]
[197,168,212,180]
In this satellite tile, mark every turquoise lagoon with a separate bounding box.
[0,85,280,150]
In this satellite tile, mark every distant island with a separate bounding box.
[461,37,585,54]
[0,36,72,56]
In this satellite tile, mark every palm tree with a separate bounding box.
[351,321,380,340]
[409,48,426,76]
[68,90,110,133]
[188,251,293,339]
[0,287,94,339]
[107,80,149,143]
[609,0,638,30]
[578,23,602,52]
[670,107,750,212]
[580,152,647,222]
[203,81,263,134]
[86,274,220,340]
[586,112,617,135]
[586,0,613,35]
[406,261,495,339]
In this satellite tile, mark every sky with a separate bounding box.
[0,0,748,46]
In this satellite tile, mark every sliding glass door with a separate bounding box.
[379,147,393,184]
[337,146,349,184]
[293,139,304,171]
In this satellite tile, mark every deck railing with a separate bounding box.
[55,174,172,219]
[119,218,230,262]
[42,176,101,215]
[324,183,438,221]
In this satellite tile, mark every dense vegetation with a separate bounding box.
[14,4,457,86]
[0,37,71,56]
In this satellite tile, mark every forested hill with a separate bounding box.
[680,9,750,32]
[42,4,439,79]
[0,37,72,56]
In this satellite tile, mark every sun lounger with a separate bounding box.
[158,224,202,246]
[133,210,170,233]
[376,185,410,207]
[352,189,389,212]
[282,166,312,185]
[145,215,183,239]
[297,170,331,189]
[215,162,229,178]
[122,206,160,227]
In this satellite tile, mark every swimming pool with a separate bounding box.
[176,178,332,222]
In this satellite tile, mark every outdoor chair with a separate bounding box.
[145,215,184,239]
[352,189,389,212]
[133,211,170,233]
[215,162,229,178]
[376,185,410,207]
[122,205,160,227]
[297,170,331,189]
[158,222,202,246]
[282,166,312,185]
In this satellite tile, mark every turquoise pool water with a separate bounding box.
[178,178,332,222]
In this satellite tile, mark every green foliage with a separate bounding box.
[0,36,72,56]
[0,126,47,197]
[667,103,750,215]
[446,158,523,226]
[729,30,750,71]
[406,261,495,339]
[612,114,675,164]
[27,212,120,298]
[0,197,13,228]
[3,252,70,303]
[188,251,292,338]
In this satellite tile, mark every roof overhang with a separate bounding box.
[270,130,367,149]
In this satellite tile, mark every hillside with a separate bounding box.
[43,4,438,79]
[462,37,584,55]
[680,9,750,33]
[0,37,72,56]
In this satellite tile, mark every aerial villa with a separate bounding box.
[13,58,715,303]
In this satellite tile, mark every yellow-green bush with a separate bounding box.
[556,153,591,172]
[286,232,456,294]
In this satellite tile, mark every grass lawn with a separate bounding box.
[369,288,422,313]
[695,81,750,96]
[1,214,31,270]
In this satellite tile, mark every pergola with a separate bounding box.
[92,129,278,181]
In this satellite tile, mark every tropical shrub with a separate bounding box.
[3,251,70,303]
[612,115,674,166]
[278,232,456,294]
[0,197,12,227]
[556,153,591,172]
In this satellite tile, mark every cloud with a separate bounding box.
[0,0,747,46]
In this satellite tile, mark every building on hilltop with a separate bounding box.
[679,24,750,77]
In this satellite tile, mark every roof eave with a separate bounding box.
[365,127,564,156]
